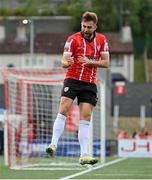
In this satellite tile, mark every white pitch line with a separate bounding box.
[60,158,127,180]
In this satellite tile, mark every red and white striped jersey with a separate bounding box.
[63,32,109,83]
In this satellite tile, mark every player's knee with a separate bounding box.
[59,110,68,116]
[80,113,91,120]
[59,105,71,116]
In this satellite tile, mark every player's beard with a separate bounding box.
[82,31,93,40]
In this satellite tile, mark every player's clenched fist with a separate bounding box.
[67,56,74,66]
[61,56,74,68]
[78,56,90,65]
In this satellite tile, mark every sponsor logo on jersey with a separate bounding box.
[87,56,96,60]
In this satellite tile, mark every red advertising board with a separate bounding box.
[115,81,125,95]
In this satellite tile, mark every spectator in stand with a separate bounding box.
[117,129,128,140]
[138,128,145,138]
[146,132,152,139]
[132,131,140,139]
[144,131,149,139]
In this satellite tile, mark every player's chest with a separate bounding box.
[75,39,101,56]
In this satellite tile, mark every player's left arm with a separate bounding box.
[80,53,109,68]
[93,52,109,68]
[78,52,109,68]
[79,35,110,68]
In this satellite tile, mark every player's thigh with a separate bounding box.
[77,90,98,107]
[79,102,94,120]
[61,78,78,100]
[58,96,73,116]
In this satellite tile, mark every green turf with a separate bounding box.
[0,155,152,179]
[76,158,152,179]
[0,155,80,179]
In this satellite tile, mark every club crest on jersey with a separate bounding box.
[64,87,69,92]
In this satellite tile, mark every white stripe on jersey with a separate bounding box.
[90,38,97,83]
[79,38,86,80]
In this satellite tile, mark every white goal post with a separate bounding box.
[1,68,106,170]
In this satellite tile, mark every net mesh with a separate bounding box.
[2,68,104,170]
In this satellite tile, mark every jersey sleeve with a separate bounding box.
[100,35,109,56]
[63,36,76,56]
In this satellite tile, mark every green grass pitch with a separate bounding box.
[0,155,152,179]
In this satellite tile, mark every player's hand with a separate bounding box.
[78,56,89,65]
[62,56,74,68]
[67,56,74,67]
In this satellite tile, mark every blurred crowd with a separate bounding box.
[117,128,152,140]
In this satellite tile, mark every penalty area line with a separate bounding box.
[60,157,127,180]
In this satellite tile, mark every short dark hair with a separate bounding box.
[81,11,98,24]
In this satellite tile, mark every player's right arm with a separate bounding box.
[61,54,74,68]
[61,37,75,68]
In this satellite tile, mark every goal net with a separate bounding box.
[2,68,106,170]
